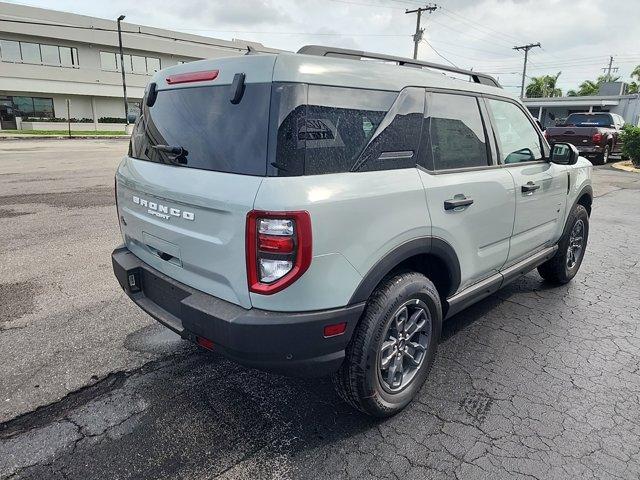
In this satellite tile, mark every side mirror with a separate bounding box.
[550,142,579,165]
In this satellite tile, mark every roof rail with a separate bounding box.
[297,45,502,89]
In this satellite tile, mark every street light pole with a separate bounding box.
[116,15,129,125]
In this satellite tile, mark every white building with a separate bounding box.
[0,2,279,130]
[523,82,640,129]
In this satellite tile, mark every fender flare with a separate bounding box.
[571,184,593,216]
[348,237,461,304]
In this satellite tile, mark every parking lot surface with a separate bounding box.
[1,139,639,479]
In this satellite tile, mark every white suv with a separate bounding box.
[112,46,592,417]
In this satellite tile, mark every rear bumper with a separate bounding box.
[112,246,364,377]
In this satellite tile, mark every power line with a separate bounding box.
[420,39,457,67]
[437,7,521,45]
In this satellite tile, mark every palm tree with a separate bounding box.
[631,65,640,81]
[525,72,563,98]
[576,79,599,96]
[569,75,621,96]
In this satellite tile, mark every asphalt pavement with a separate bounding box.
[1,139,639,479]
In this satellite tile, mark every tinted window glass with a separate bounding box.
[13,96,34,116]
[564,113,612,127]
[130,83,270,175]
[427,93,488,170]
[356,87,425,172]
[33,98,54,118]
[488,98,542,164]
[269,85,395,176]
[0,40,20,61]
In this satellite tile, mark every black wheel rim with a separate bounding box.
[378,299,431,393]
[567,219,585,270]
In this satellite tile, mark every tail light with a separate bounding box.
[592,132,602,143]
[246,210,312,294]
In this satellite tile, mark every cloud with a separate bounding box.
[3,0,639,92]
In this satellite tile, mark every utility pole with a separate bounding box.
[601,56,618,81]
[405,5,437,60]
[116,15,129,125]
[513,42,541,98]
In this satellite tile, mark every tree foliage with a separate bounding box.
[525,72,563,98]
[620,125,640,168]
[566,75,621,96]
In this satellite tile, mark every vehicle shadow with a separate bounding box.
[21,275,564,479]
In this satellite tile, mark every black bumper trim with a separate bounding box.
[112,246,365,377]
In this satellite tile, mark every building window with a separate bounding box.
[40,44,60,65]
[0,39,78,67]
[100,51,117,71]
[20,42,41,63]
[131,55,146,73]
[147,57,160,72]
[100,51,160,74]
[0,40,20,61]
[10,96,55,119]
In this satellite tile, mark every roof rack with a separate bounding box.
[297,45,501,89]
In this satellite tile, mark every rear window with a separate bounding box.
[130,82,410,176]
[130,83,271,175]
[564,113,613,127]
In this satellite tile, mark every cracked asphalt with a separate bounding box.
[1,139,639,479]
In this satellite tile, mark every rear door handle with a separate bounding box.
[444,196,474,211]
[521,182,540,194]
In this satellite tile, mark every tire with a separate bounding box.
[537,204,589,284]
[332,272,442,417]
[593,144,610,165]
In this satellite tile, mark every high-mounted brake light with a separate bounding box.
[166,70,219,85]
[246,211,312,294]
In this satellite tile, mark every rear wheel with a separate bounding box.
[332,272,442,417]
[538,204,589,284]
[594,144,610,165]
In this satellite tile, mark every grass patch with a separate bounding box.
[0,130,126,136]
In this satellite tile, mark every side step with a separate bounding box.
[444,245,558,319]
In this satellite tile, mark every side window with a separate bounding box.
[269,84,396,176]
[427,93,489,170]
[356,87,425,172]
[487,98,543,164]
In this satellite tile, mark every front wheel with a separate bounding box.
[332,272,442,417]
[538,204,589,284]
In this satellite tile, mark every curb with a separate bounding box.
[0,135,130,141]
[611,161,640,173]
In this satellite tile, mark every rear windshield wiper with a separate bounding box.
[151,144,189,165]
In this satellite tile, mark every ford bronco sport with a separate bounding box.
[112,46,593,417]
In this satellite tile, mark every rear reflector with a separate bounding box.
[196,336,214,351]
[258,234,294,253]
[166,70,219,85]
[323,322,347,338]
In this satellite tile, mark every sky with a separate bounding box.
[4,0,639,95]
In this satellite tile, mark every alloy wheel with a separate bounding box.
[567,219,585,270]
[378,299,431,392]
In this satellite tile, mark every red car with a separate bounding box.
[545,112,625,165]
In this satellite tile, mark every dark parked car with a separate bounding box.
[545,112,625,165]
